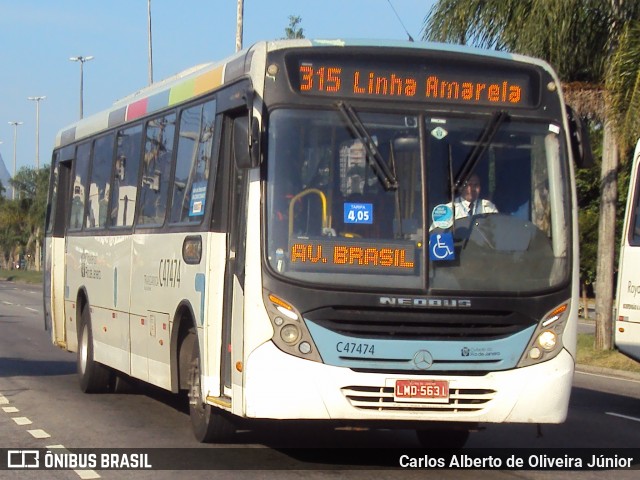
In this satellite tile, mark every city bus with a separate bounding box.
[615,139,640,362]
[44,39,590,447]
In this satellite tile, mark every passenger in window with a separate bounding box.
[453,173,498,219]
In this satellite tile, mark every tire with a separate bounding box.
[185,329,235,442]
[415,426,471,449]
[77,303,112,393]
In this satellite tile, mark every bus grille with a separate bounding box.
[341,385,496,412]
[305,307,533,340]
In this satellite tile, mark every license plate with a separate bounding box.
[394,379,450,403]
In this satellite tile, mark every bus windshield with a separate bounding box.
[266,108,571,293]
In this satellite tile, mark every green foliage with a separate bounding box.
[0,165,49,270]
[423,0,613,83]
[284,15,304,39]
[605,21,640,154]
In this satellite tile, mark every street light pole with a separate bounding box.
[236,0,244,52]
[27,96,46,169]
[69,55,94,119]
[8,121,23,200]
[148,0,154,85]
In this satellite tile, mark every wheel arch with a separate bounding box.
[171,300,198,393]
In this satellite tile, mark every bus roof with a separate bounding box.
[54,39,552,149]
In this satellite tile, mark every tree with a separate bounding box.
[4,166,49,271]
[284,15,304,39]
[422,0,640,349]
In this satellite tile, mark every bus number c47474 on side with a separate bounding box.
[158,259,181,288]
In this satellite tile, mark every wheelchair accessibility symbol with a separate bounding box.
[429,232,455,261]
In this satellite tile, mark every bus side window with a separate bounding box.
[170,99,217,224]
[110,125,142,228]
[139,113,176,227]
[69,142,91,231]
[86,133,115,229]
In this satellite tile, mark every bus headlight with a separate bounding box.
[518,301,571,368]
[537,330,557,351]
[263,290,323,363]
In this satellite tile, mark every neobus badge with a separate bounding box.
[379,297,472,308]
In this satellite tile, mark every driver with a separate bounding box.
[453,173,498,219]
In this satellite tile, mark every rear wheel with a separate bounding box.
[77,303,112,393]
[185,329,235,442]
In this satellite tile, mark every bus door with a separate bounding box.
[44,148,73,347]
[213,113,250,404]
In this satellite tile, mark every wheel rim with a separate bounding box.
[188,356,207,421]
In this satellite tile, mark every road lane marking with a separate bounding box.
[2,301,13,305]
[606,411,640,423]
[28,429,51,438]
[1,396,103,480]
[25,307,39,313]
[75,470,101,479]
[12,416,33,425]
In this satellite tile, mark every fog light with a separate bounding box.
[299,342,311,354]
[529,347,542,360]
[274,316,284,326]
[537,331,557,351]
[280,324,300,344]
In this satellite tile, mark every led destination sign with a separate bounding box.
[294,58,538,107]
[289,238,417,275]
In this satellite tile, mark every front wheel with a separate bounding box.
[186,329,235,442]
[77,304,112,393]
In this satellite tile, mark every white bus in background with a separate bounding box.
[44,39,591,447]
[615,139,640,362]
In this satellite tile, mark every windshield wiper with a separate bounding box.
[453,110,509,194]
[337,101,398,191]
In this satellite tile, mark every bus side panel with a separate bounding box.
[67,235,131,374]
[130,232,213,391]
[615,141,640,361]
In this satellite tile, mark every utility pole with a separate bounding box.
[27,96,46,169]
[148,0,154,85]
[236,0,244,52]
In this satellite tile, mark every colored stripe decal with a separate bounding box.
[147,90,170,113]
[195,66,224,95]
[126,98,148,121]
[108,107,127,128]
[169,79,195,105]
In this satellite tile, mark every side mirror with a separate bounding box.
[233,116,260,169]
[566,106,594,169]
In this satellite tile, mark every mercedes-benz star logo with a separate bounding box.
[413,350,434,370]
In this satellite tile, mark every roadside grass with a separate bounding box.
[577,333,640,373]
[0,269,43,284]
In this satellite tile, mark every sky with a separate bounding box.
[0,0,435,176]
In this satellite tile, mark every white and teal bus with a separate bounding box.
[44,39,590,447]
[615,139,640,363]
